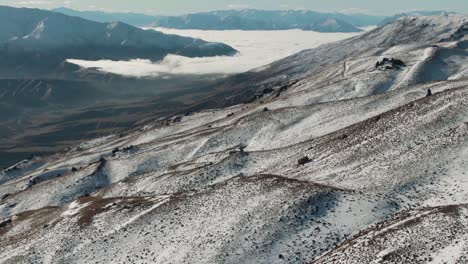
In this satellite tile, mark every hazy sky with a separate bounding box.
[2,0,467,15]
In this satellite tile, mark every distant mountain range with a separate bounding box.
[0,5,238,166]
[54,8,457,33]
[149,10,385,32]
[52,7,158,27]
[0,5,236,78]
[2,14,468,263]
[378,10,455,25]
[55,8,387,32]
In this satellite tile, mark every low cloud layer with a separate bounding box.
[67,28,362,77]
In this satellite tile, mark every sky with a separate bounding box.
[2,0,468,15]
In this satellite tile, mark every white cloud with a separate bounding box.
[16,0,53,6]
[12,0,72,8]
[340,8,371,14]
[67,28,362,77]
[227,4,251,10]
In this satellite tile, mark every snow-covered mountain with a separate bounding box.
[150,9,379,32]
[55,8,385,32]
[52,7,158,27]
[1,14,468,263]
[0,5,238,167]
[378,10,456,26]
[0,5,236,78]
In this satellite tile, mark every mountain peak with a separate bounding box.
[0,5,237,77]
[1,4,468,263]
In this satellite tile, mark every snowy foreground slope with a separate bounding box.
[1,15,468,263]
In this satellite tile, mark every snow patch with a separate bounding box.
[61,201,91,217]
[23,19,47,39]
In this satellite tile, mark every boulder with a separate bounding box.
[298,156,312,165]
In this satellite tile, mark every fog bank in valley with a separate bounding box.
[67,28,364,77]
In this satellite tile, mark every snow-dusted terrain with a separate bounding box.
[1,15,468,263]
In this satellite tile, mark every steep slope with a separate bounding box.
[1,15,468,263]
[0,176,395,264]
[0,79,106,109]
[0,73,238,168]
[314,204,468,263]
[201,14,468,107]
[0,5,238,167]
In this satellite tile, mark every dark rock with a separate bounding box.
[376,57,405,70]
[298,156,312,165]
[262,88,274,94]
[427,89,433,97]
[173,116,183,123]
[5,166,19,172]
[263,107,269,112]
[28,178,38,186]
[121,145,135,152]
[97,157,107,171]
[112,147,120,155]
[274,80,299,97]
[275,86,289,97]
[0,219,12,228]
[239,144,247,153]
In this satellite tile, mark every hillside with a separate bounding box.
[0,5,239,167]
[315,204,468,263]
[378,10,455,26]
[1,15,468,263]
[0,5,236,78]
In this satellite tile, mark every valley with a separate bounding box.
[1,13,468,263]
[0,6,361,168]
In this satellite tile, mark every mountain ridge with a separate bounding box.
[0,5,239,168]
[1,14,468,263]
[0,5,237,78]
[54,7,387,32]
